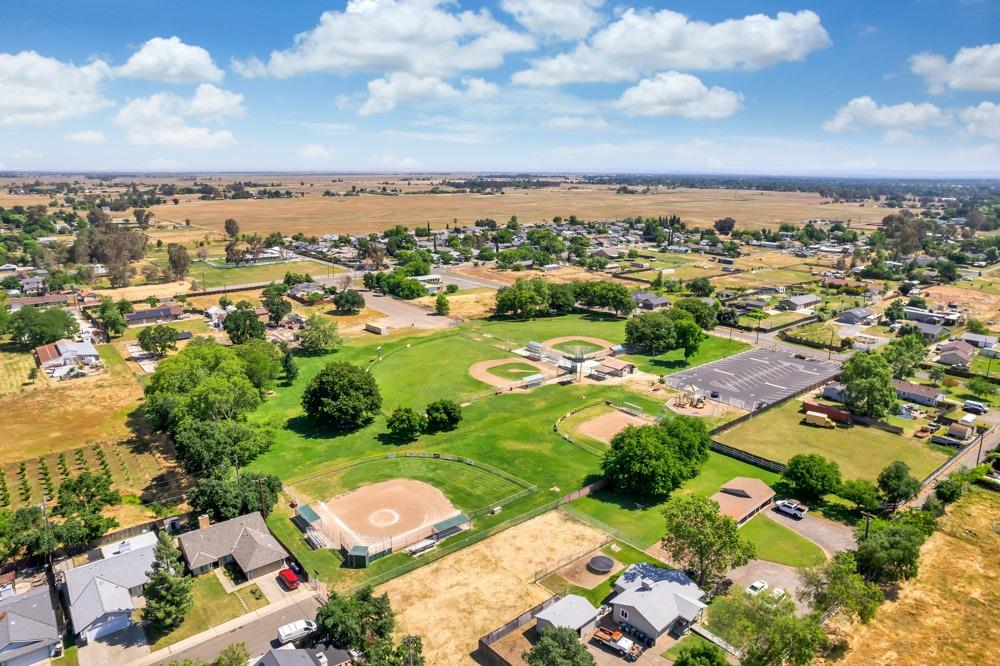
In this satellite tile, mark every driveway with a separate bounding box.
[78,623,149,666]
[727,560,808,615]
[765,507,855,557]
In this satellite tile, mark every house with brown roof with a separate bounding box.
[34,339,101,369]
[938,340,975,367]
[891,379,944,407]
[177,512,289,580]
[710,477,776,526]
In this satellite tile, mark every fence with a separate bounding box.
[707,441,787,473]
[531,535,614,583]
[477,595,561,666]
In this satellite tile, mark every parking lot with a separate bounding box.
[664,348,840,411]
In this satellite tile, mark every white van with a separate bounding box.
[277,619,317,645]
[963,400,989,415]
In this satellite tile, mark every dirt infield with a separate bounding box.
[378,511,608,666]
[542,336,616,351]
[317,479,458,550]
[468,358,554,388]
[577,409,652,444]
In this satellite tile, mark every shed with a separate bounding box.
[535,594,599,638]
[710,477,775,526]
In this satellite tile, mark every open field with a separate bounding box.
[712,267,817,289]
[414,287,496,319]
[821,488,1000,666]
[452,263,617,287]
[0,345,38,395]
[715,400,949,481]
[623,335,750,375]
[378,510,608,666]
[738,311,810,329]
[925,283,1000,331]
[187,258,336,289]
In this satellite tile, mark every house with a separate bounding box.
[257,646,353,666]
[610,563,706,643]
[938,340,975,367]
[125,305,182,326]
[8,293,75,311]
[205,305,232,325]
[716,289,738,301]
[594,357,636,377]
[177,512,289,580]
[665,245,690,254]
[904,306,960,327]
[62,532,158,642]
[961,332,999,349]
[253,306,270,323]
[534,594,599,639]
[837,307,876,325]
[411,274,443,294]
[287,282,325,303]
[908,320,946,342]
[0,585,61,666]
[710,477,776,526]
[593,248,621,260]
[891,379,944,407]
[759,285,786,294]
[34,339,101,369]
[633,291,669,310]
[778,294,821,311]
[737,298,768,311]
[19,276,46,295]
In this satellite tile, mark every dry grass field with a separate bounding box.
[924,283,1000,331]
[452,264,618,286]
[414,287,496,319]
[821,488,1000,665]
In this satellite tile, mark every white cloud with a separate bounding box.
[501,0,604,40]
[358,73,498,115]
[960,101,1000,139]
[117,36,223,83]
[148,157,184,170]
[114,85,243,148]
[296,144,334,159]
[545,115,609,129]
[374,154,423,170]
[513,9,830,86]
[233,0,534,79]
[11,148,43,159]
[910,43,1000,93]
[823,97,951,138]
[615,72,742,119]
[64,130,107,143]
[0,51,111,125]
[881,129,923,145]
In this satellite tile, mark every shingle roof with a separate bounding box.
[177,512,288,573]
[0,586,60,662]
[63,544,157,632]
[710,477,775,523]
[892,379,943,400]
[612,563,706,633]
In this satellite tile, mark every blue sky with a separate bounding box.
[1,0,998,175]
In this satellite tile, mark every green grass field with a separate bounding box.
[468,312,627,347]
[188,258,335,289]
[716,400,949,481]
[738,311,809,330]
[486,361,544,380]
[623,335,750,375]
[551,339,606,355]
[740,513,825,567]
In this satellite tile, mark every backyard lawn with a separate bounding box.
[623,335,750,375]
[147,574,267,649]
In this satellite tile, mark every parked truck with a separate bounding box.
[593,628,643,661]
[804,411,835,428]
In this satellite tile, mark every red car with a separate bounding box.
[278,568,300,590]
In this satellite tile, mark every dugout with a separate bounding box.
[343,543,392,568]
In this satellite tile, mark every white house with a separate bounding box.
[610,563,706,645]
[34,339,101,369]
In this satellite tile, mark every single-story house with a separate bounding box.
[759,285,786,294]
[62,531,158,642]
[961,332,999,349]
[610,563,706,643]
[710,477,775,526]
[891,379,944,407]
[633,291,669,310]
[8,293,74,311]
[938,340,975,367]
[0,585,61,666]
[257,646,353,666]
[595,357,636,377]
[837,307,876,325]
[19,276,46,295]
[593,248,622,259]
[177,512,289,580]
[287,282,325,303]
[778,294,821,311]
[716,289,738,301]
[903,306,960,326]
[34,339,101,369]
[535,594,599,639]
[908,320,947,342]
[737,298,768,311]
[204,305,232,324]
[822,382,846,403]
[126,305,182,326]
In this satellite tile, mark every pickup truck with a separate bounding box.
[775,499,808,519]
[592,627,643,661]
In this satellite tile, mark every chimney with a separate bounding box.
[197,514,211,530]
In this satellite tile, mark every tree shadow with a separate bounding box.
[284,414,374,440]
[375,431,416,446]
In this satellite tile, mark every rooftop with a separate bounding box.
[177,512,288,572]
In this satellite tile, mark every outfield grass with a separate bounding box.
[486,361,544,380]
[716,400,949,481]
[469,312,626,347]
[740,514,825,567]
[147,575,267,649]
[623,336,750,375]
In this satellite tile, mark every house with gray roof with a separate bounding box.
[534,594,599,638]
[177,512,288,580]
[778,294,821,311]
[633,292,669,310]
[961,332,999,349]
[257,646,353,666]
[62,532,157,642]
[837,307,876,325]
[0,585,61,666]
[609,563,706,644]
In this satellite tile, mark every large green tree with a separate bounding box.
[660,494,756,588]
[138,324,178,357]
[143,532,193,629]
[855,519,925,583]
[782,454,842,500]
[877,460,921,503]
[602,417,710,497]
[8,306,79,347]
[673,641,728,666]
[625,310,676,355]
[425,399,462,432]
[262,291,292,326]
[522,627,595,666]
[187,473,281,520]
[298,314,343,354]
[840,350,896,419]
[386,407,427,442]
[316,586,395,651]
[334,289,365,314]
[710,592,826,666]
[173,420,274,477]
[302,361,382,430]
[881,333,926,379]
[798,552,882,623]
[223,307,265,345]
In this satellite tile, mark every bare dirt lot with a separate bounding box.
[924,284,1000,331]
[577,409,651,444]
[820,488,1000,665]
[414,287,496,320]
[378,510,608,666]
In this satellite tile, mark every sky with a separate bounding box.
[0,0,998,176]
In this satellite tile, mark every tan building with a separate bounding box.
[710,477,776,526]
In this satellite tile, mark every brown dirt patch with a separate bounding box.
[378,510,608,666]
[317,479,459,551]
[924,284,1000,329]
[576,409,652,444]
[452,264,624,287]
[468,358,554,388]
[557,550,623,588]
[414,288,497,320]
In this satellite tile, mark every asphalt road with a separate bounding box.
[155,595,322,665]
[711,327,849,363]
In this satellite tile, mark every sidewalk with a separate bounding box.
[128,589,317,666]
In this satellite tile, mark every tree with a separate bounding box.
[839,479,882,511]
[315,586,395,651]
[625,311,676,355]
[302,361,382,430]
[672,297,717,329]
[687,277,715,297]
[216,643,251,666]
[8,306,79,347]
[386,407,427,442]
[224,218,240,239]
[334,289,365,314]
[523,627,595,666]
[96,297,127,337]
[673,641,728,666]
[967,376,997,398]
[840,350,896,419]
[223,307,265,345]
[187,473,281,520]
[710,592,826,666]
[262,292,291,326]
[166,243,190,280]
[855,520,924,583]
[173,420,274,478]
[934,476,963,503]
[798,552,882,623]
[280,341,298,382]
[713,217,736,235]
[435,292,450,316]
[298,314,342,354]
[881,334,926,379]
[602,418,710,497]
[674,319,706,359]
[885,300,905,322]
[877,460,921,503]
[783,454,842,500]
[425,399,462,431]
[233,338,282,392]
[143,532,193,629]
[660,494,756,588]
[138,324,178,357]
[494,279,544,318]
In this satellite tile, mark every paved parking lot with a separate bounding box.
[664,348,840,411]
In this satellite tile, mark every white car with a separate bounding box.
[775,499,808,519]
[277,619,317,645]
[747,580,768,596]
